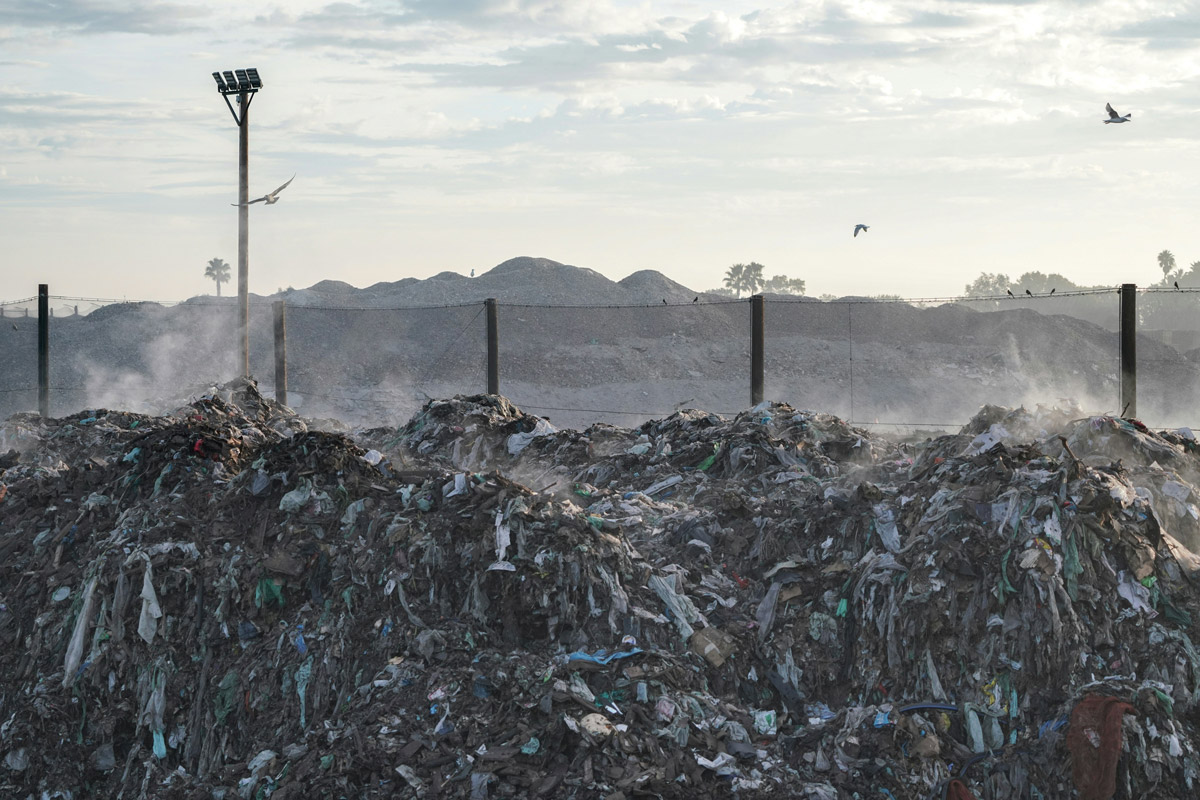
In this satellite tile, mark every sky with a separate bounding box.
[2,0,1200,303]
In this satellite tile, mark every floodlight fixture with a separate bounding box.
[214,66,261,125]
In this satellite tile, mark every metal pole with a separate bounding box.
[238,90,250,378]
[38,284,49,417]
[486,298,499,395]
[273,300,288,407]
[751,294,764,406]
[1120,283,1137,418]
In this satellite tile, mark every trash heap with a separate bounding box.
[1,382,1199,799]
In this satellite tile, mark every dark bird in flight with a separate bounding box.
[1104,103,1131,124]
[853,224,870,238]
[1025,289,1033,297]
[1006,289,1014,297]
[232,174,295,206]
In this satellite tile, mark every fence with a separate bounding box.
[4,283,1200,433]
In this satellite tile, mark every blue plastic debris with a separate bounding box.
[567,648,644,666]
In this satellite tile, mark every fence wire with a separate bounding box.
[497,301,746,429]
[768,293,1122,434]
[1135,288,1200,428]
[4,287,1197,432]
[284,304,487,426]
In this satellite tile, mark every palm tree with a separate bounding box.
[1158,250,1177,284]
[742,262,766,295]
[205,258,231,296]
[723,262,768,297]
[723,263,746,296]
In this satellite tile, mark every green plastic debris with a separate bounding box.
[255,577,285,609]
[1154,688,1175,717]
[520,737,540,755]
[296,656,314,729]
[320,754,335,770]
[214,670,240,725]
[152,729,166,760]
[695,443,721,471]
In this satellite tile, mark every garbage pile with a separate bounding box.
[1,381,1199,799]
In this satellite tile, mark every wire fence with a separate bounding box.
[3,287,1200,433]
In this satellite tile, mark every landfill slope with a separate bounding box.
[1,383,1198,799]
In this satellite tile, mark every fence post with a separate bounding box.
[1120,283,1137,418]
[751,294,764,406]
[273,300,287,407]
[38,284,49,417]
[486,298,499,395]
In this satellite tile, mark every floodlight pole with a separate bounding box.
[238,93,250,377]
[214,68,261,379]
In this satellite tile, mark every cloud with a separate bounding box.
[1114,15,1200,49]
[0,0,206,35]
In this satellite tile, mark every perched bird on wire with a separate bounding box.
[1025,289,1033,297]
[662,298,667,305]
[1006,289,1014,297]
[692,297,698,303]
[1175,281,1181,290]
[1049,288,1056,295]
[1104,103,1131,124]
[232,174,295,206]
[853,224,870,238]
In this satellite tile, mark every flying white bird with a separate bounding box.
[1104,103,1131,124]
[853,224,870,238]
[232,175,295,206]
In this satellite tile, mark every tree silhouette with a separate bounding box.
[762,274,806,295]
[1158,250,1177,284]
[722,263,746,296]
[742,262,766,295]
[205,258,231,297]
[723,262,768,296]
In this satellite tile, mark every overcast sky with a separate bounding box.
[2,0,1199,302]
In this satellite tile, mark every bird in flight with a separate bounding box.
[1104,103,1131,124]
[853,224,870,238]
[233,174,295,206]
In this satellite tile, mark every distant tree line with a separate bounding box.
[711,263,806,297]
